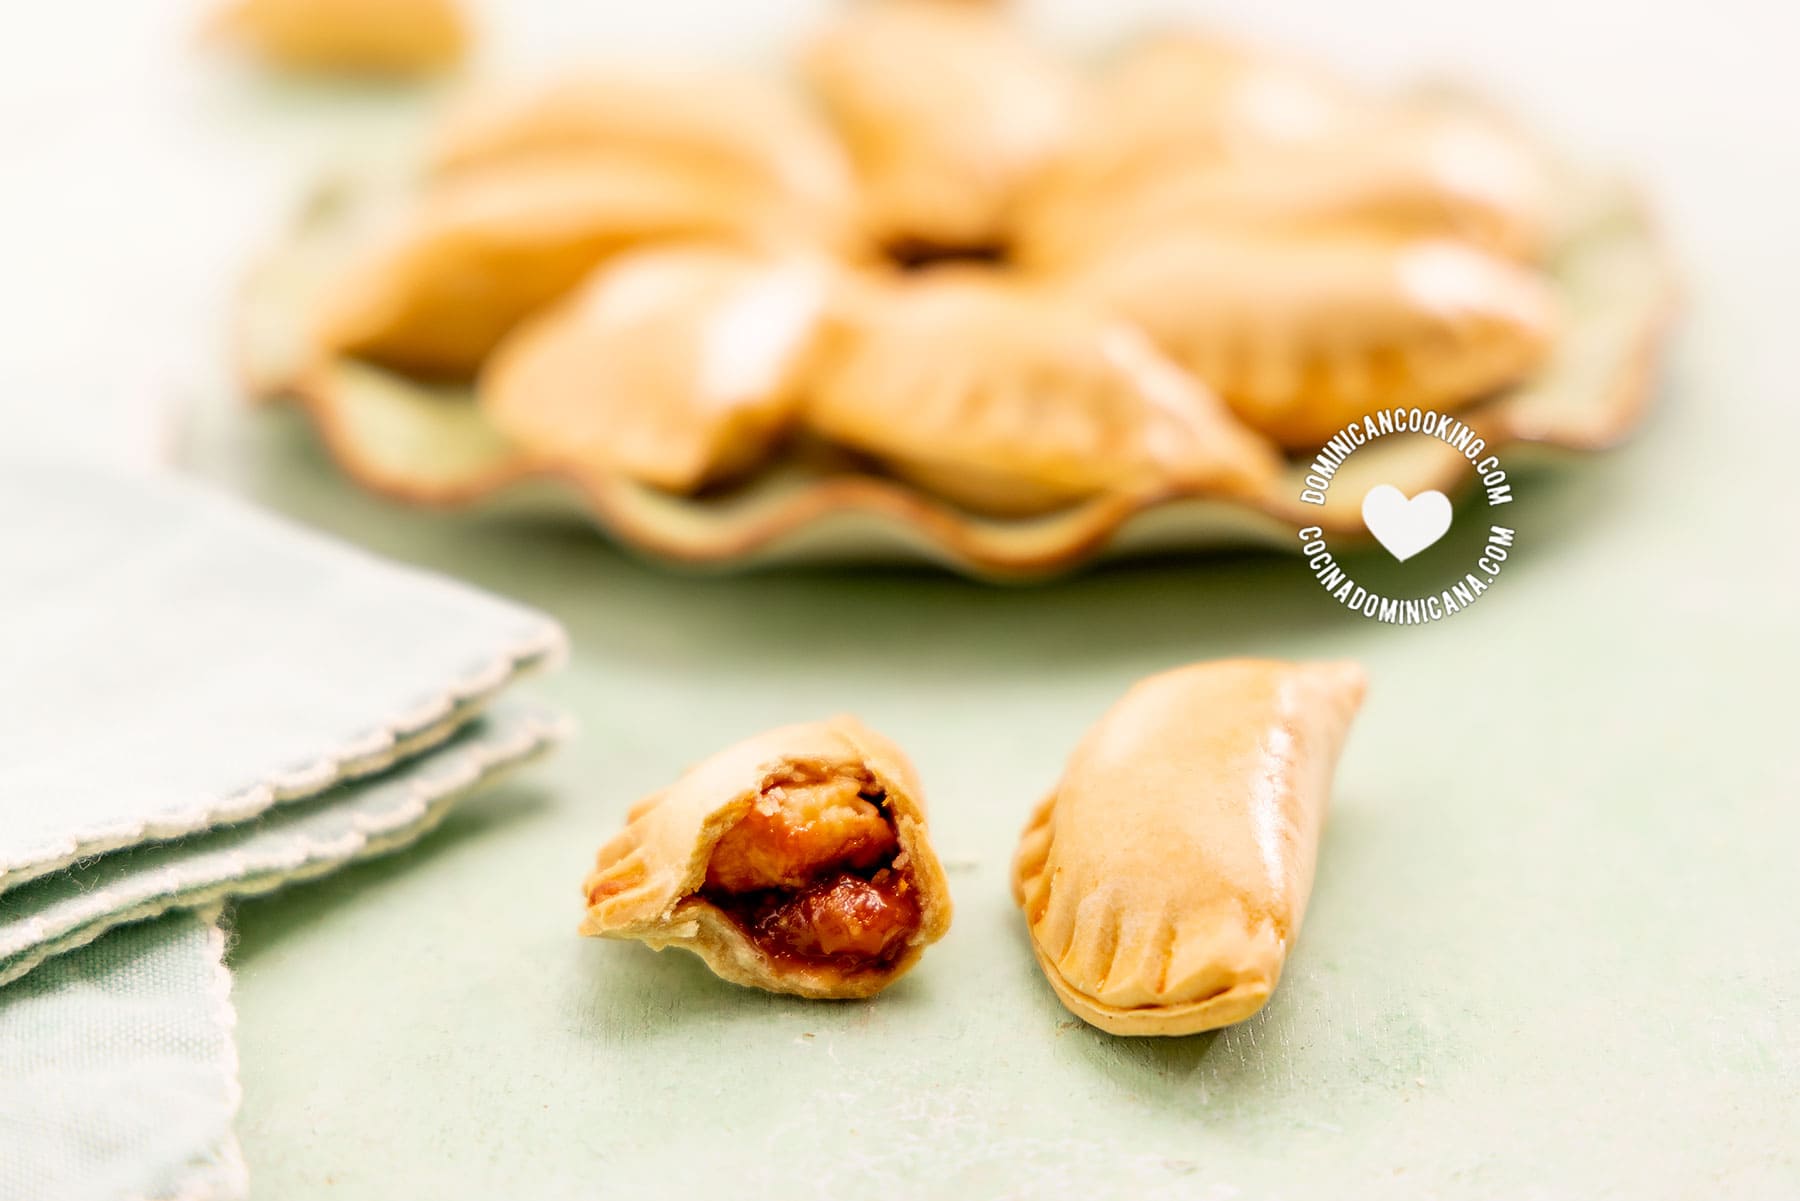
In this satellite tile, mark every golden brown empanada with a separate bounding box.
[315,160,818,379]
[430,69,856,235]
[212,0,467,75]
[1023,108,1551,268]
[1018,33,1364,254]
[1093,32,1366,163]
[1075,231,1557,450]
[1013,659,1366,1037]
[801,0,1080,256]
[479,247,829,493]
[803,273,1283,515]
[582,717,952,999]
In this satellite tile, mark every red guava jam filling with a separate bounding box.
[701,770,921,971]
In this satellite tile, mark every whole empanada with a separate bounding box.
[315,159,818,379]
[480,247,829,493]
[1018,33,1364,252]
[1013,659,1366,1036]
[1037,108,1549,273]
[1074,231,1557,450]
[803,273,1283,516]
[1086,32,1366,165]
[213,0,467,75]
[582,717,952,999]
[1024,108,1550,269]
[800,0,1079,255]
[429,69,857,236]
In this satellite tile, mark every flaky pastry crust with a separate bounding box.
[801,0,1079,253]
[1076,232,1557,450]
[804,272,1282,515]
[479,247,829,492]
[428,68,858,240]
[1012,659,1365,1035]
[315,159,820,379]
[213,0,467,75]
[582,717,952,999]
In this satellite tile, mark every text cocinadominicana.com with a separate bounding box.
[1297,525,1517,623]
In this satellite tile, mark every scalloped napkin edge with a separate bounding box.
[0,648,559,901]
[0,458,568,898]
[0,703,568,991]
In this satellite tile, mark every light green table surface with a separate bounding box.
[190,345,1800,1198]
[8,0,1796,1195]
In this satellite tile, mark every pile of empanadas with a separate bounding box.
[581,658,1366,1036]
[248,0,1673,573]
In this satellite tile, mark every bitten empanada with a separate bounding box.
[801,0,1079,256]
[582,717,952,999]
[429,69,856,236]
[1013,659,1366,1036]
[1075,232,1557,450]
[803,273,1282,515]
[480,247,829,493]
[315,160,817,379]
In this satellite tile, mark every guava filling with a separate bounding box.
[701,767,921,971]
[883,238,1010,272]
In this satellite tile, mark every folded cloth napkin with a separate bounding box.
[0,704,561,989]
[0,458,568,1200]
[0,459,563,901]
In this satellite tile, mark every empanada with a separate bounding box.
[1013,659,1366,1036]
[212,0,467,75]
[1018,33,1364,254]
[1023,108,1550,268]
[801,0,1080,256]
[430,69,857,237]
[1075,231,1557,450]
[1092,32,1366,163]
[480,247,829,493]
[803,273,1283,515]
[316,159,817,379]
[582,717,952,999]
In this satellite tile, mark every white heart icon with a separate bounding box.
[1361,485,1452,562]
